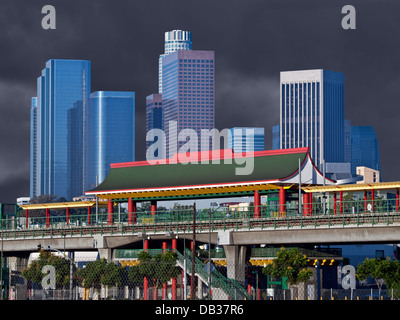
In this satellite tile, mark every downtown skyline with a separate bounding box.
[0,0,399,202]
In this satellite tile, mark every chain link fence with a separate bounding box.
[1,250,399,300]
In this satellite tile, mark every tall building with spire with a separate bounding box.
[159,30,192,93]
[147,30,215,160]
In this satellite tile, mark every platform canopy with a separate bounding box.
[19,201,108,210]
[302,181,400,193]
[85,148,335,201]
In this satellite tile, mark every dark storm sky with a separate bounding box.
[0,0,398,202]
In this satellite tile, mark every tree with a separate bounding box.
[77,258,125,298]
[22,250,73,288]
[356,257,400,298]
[128,251,179,293]
[262,248,312,285]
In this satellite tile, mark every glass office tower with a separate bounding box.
[162,50,215,157]
[146,93,163,159]
[351,126,380,174]
[272,124,280,150]
[280,69,345,170]
[67,101,84,199]
[33,59,91,200]
[228,127,265,153]
[85,91,135,191]
[30,97,38,198]
[159,30,192,93]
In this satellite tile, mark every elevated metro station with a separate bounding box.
[8,147,400,300]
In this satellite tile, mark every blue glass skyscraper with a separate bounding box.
[228,127,265,153]
[272,124,280,150]
[85,91,135,191]
[351,126,380,174]
[30,97,38,198]
[279,69,345,169]
[32,59,91,200]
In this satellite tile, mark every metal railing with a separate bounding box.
[2,197,400,239]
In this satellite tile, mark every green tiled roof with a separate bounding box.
[88,149,308,194]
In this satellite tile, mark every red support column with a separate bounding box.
[364,191,368,214]
[87,206,91,225]
[144,239,149,300]
[333,192,337,215]
[371,189,375,213]
[107,199,113,225]
[128,198,137,224]
[396,189,399,212]
[279,186,286,215]
[162,241,167,299]
[128,198,133,225]
[45,208,50,228]
[302,193,309,216]
[339,191,343,215]
[254,190,261,218]
[151,200,157,216]
[172,238,177,300]
[25,209,28,229]
[66,207,70,226]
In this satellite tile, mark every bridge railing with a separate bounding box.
[1,197,400,238]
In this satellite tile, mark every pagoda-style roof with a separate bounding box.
[85,148,335,200]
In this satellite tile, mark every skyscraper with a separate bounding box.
[279,69,345,169]
[228,127,265,153]
[272,124,280,150]
[161,49,215,157]
[32,59,91,199]
[85,91,135,191]
[159,30,192,93]
[30,97,38,198]
[351,126,380,174]
[146,94,163,147]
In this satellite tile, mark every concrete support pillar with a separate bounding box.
[107,199,113,225]
[98,248,112,262]
[279,187,286,214]
[223,245,247,286]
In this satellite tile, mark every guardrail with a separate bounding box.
[2,199,400,240]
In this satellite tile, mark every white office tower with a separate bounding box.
[280,69,345,170]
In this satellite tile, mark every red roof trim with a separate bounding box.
[110,147,310,169]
